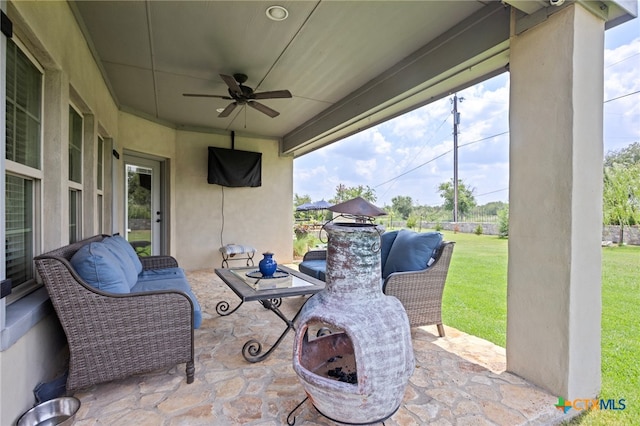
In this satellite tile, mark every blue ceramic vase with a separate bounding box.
[259,252,277,277]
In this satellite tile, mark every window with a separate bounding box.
[97,137,104,191]
[68,106,83,243]
[5,38,42,293]
[69,107,83,183]
[69,189,81,243]
[5,176,34,287]
[97,137,104,233]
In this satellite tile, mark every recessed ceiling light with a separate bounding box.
[266,5,288,21]
[216,108,225,113]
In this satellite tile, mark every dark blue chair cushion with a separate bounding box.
[382,230,443,279]
[298,259,327,282]
[380,230,399,273]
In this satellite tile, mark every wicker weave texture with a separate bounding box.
[383,242,455,334]
[34,235,194,391]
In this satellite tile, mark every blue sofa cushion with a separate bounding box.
[137,267,186,282]
[102,237,139,289]
[106,235,143,275]
[70,243,130,294]
[382,230,443,279]
[131,278,202,328]
[380,230,399,273]
[298,260,326,282]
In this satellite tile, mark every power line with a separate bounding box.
[605,52,640,69]
[458,131,509,148]
[378,114,450,200]
[476,188,509,197]
[604,90,640,104]
[375,150,452,188]
[374,130,511,189]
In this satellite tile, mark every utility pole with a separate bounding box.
[451,94,463,222]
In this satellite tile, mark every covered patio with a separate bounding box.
[1,1,637,424]
[71,269,572,425]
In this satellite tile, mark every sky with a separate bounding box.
[293,8,640,208]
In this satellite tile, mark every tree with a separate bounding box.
[294,193,312,207]
[603,164,640,244]
[603,143,640,245]
[391,195,413,219]
[604,142,640,168]
[497,206,509,238]
[437,179,476,220]
[331,184,377,204]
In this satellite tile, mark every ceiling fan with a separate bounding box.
[183,73,292,118]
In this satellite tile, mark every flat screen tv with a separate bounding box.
[207,147,262,187]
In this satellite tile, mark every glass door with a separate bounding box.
[124,156,162,256]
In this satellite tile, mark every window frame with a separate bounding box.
[68,103,83,243]
[4,37,44,304]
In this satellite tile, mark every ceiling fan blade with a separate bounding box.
[252,90,292,100]
[248,101,279,118]
[220,74,242,96]
[218,102,238,118]
[183,93,232,100]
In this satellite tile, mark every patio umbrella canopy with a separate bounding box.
[296,200,333,211]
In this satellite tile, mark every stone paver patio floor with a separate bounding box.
[72,269,576,425]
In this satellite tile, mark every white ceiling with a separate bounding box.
[70,0,636,157]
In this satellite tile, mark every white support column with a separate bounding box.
[507,4,604,399]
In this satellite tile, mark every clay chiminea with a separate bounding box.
[292,217,414,424]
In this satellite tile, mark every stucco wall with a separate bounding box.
[173,130,294,270]
[0,316,67,426]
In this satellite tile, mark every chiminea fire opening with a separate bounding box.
[299,323,358,385]
[292,222,414,425]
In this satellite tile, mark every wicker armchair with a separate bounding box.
[34,235,194,391]
[382,241,455,337]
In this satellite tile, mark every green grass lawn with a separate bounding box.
[437,231,639,425]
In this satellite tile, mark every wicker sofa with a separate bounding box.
[299,230,454,337]
[34,235,197,391]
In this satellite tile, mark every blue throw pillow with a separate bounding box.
[382,230,443,279]
[102,237,139,289]
[107,235,143,274]
[379,230,399,273]
[70,243,129,293]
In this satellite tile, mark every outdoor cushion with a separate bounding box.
[107,235,143,274]
[382,230,443,279]
[131,278,202,328]
[70,243,129,294]
[380,230,399,272]
[102,237,139,289]
[298,259,326,282]
[137,267,186,282]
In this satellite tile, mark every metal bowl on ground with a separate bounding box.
[17,397,80,426]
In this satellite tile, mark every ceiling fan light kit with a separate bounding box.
[183,73,292,118]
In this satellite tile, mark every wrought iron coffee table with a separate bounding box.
[215,265,325,363]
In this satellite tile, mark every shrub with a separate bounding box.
[294,224,310,240]
[453,224,460,234]
[474,224,483,235]
[435,222,443,232]
[498,207,509,238]
[406,216,417,229]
